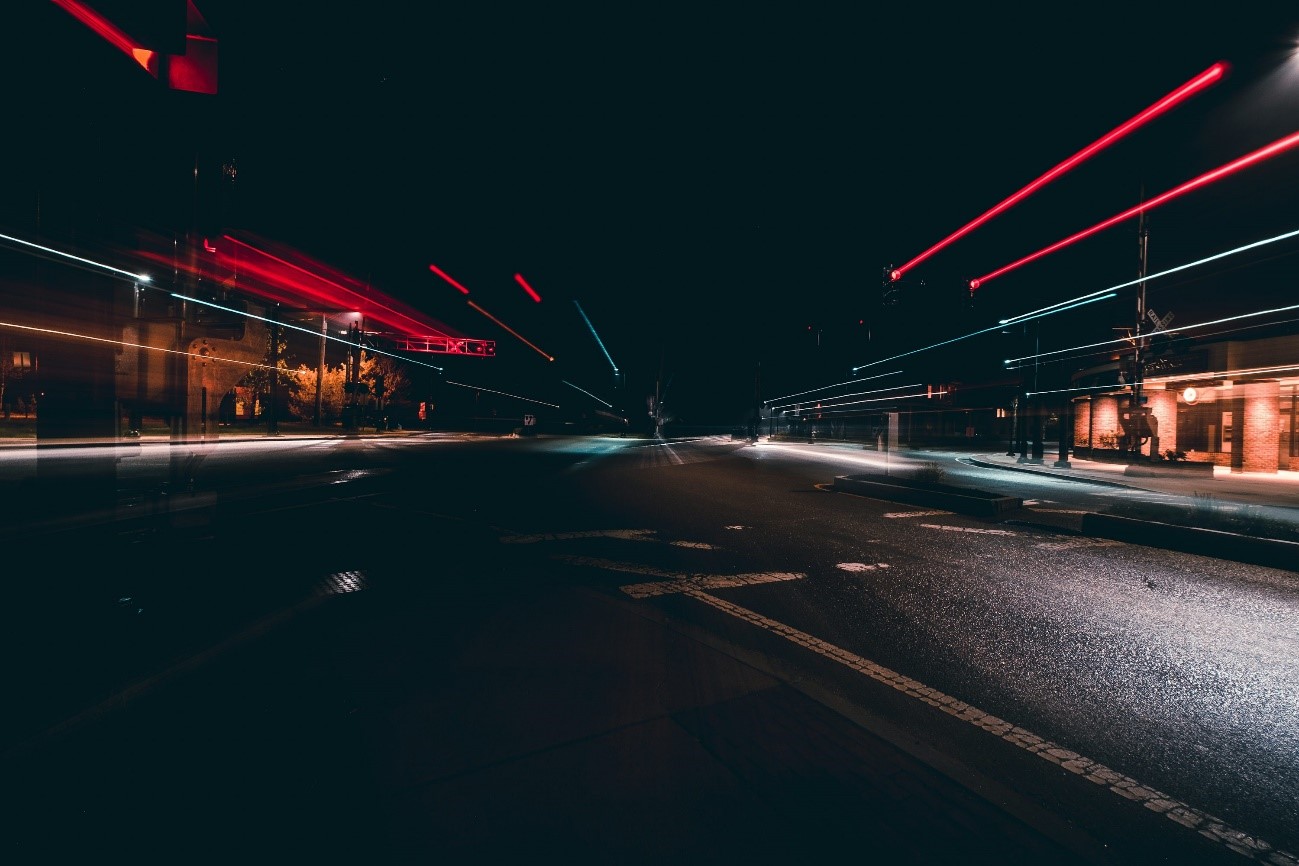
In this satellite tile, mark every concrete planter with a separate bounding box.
[832,474,1022,519]
[1123,461,1214,478]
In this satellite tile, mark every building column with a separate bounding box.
[1093,395,1120,449]
[1073,398,1091,448]
[1240,380,1280,473]
[1145,390,1178,458]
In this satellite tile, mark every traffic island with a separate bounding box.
[832,474,1023,519]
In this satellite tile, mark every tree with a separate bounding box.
[236,311,291,419]
[287,362,348,423]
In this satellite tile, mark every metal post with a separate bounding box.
[314,313,326,426]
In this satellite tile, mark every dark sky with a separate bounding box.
[12,4,1299,424]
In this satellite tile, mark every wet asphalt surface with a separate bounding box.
[1,434,1295,863]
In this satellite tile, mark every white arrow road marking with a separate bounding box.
[502,529,658,544]
[556,555,804,599]
[919,524,1019,535]
[883,510,952,518]
[617,576,1295,864]
[836,563,891,572]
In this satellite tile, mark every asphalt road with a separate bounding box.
[2,433,1296,863]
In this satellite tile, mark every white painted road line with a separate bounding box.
[502,529,657,544]
[835,563,891,572]
[883,510,952,518]
[559,555,804,598]
[919,524,1019,536]
[1035,539,1124,551]
[622,581,1296,864]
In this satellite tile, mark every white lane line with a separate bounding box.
[1031,508,1090,514]
[671,540,721,549]
[642,585,1296,865]
[724,525,748,530]
[502,529,657,544]
[836,562,891,572]
[919,524,1018,536]
[883,510,952,518]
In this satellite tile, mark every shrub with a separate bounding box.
[914,461,947,484]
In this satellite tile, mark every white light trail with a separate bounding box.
[772,383,923,412]
[765,371,904,405]
[1027,362,1299,398]
[562,379,613,407]
[999,226,1299,326]
[444,379,560,408]
[1005,301,1299,366]
[0,230,151,283]
[172,293,445,371]
[573,300,619,374]
[0,318,302,375]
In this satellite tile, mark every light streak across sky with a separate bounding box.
[0,317,300,375]
[515,273,542,302]
[444,380,560,409]
[0,230,151,283]
[998,226,1299,326]
[970,128,1299,289]
[765,371,904,405]
[1027,363,1299,397]
[786,391,936,416]
[573,300,619,374]
[889,63,1226,283]
[172,294,445,371]
[1004,302,1299,366]
[856,223,1299,375]
[771,383,923,412]
[467,300,554,361]
[428,263,471,295]
[562,380,613,407]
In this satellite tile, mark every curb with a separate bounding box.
[1080,512,1299,573]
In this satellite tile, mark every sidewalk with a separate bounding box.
[963,449,1299,504]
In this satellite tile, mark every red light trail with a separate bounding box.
[428,263,471,295]
[888,62,1227,283]
[217,236,455,338]
[514,273,542,302]
[969,128,1299,289]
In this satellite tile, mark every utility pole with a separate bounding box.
[267,303,280,436]
[1127,201,1151,457]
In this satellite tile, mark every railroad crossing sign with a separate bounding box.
[1147,308,1174,332]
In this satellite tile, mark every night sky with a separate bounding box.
[10,4,1299,424]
